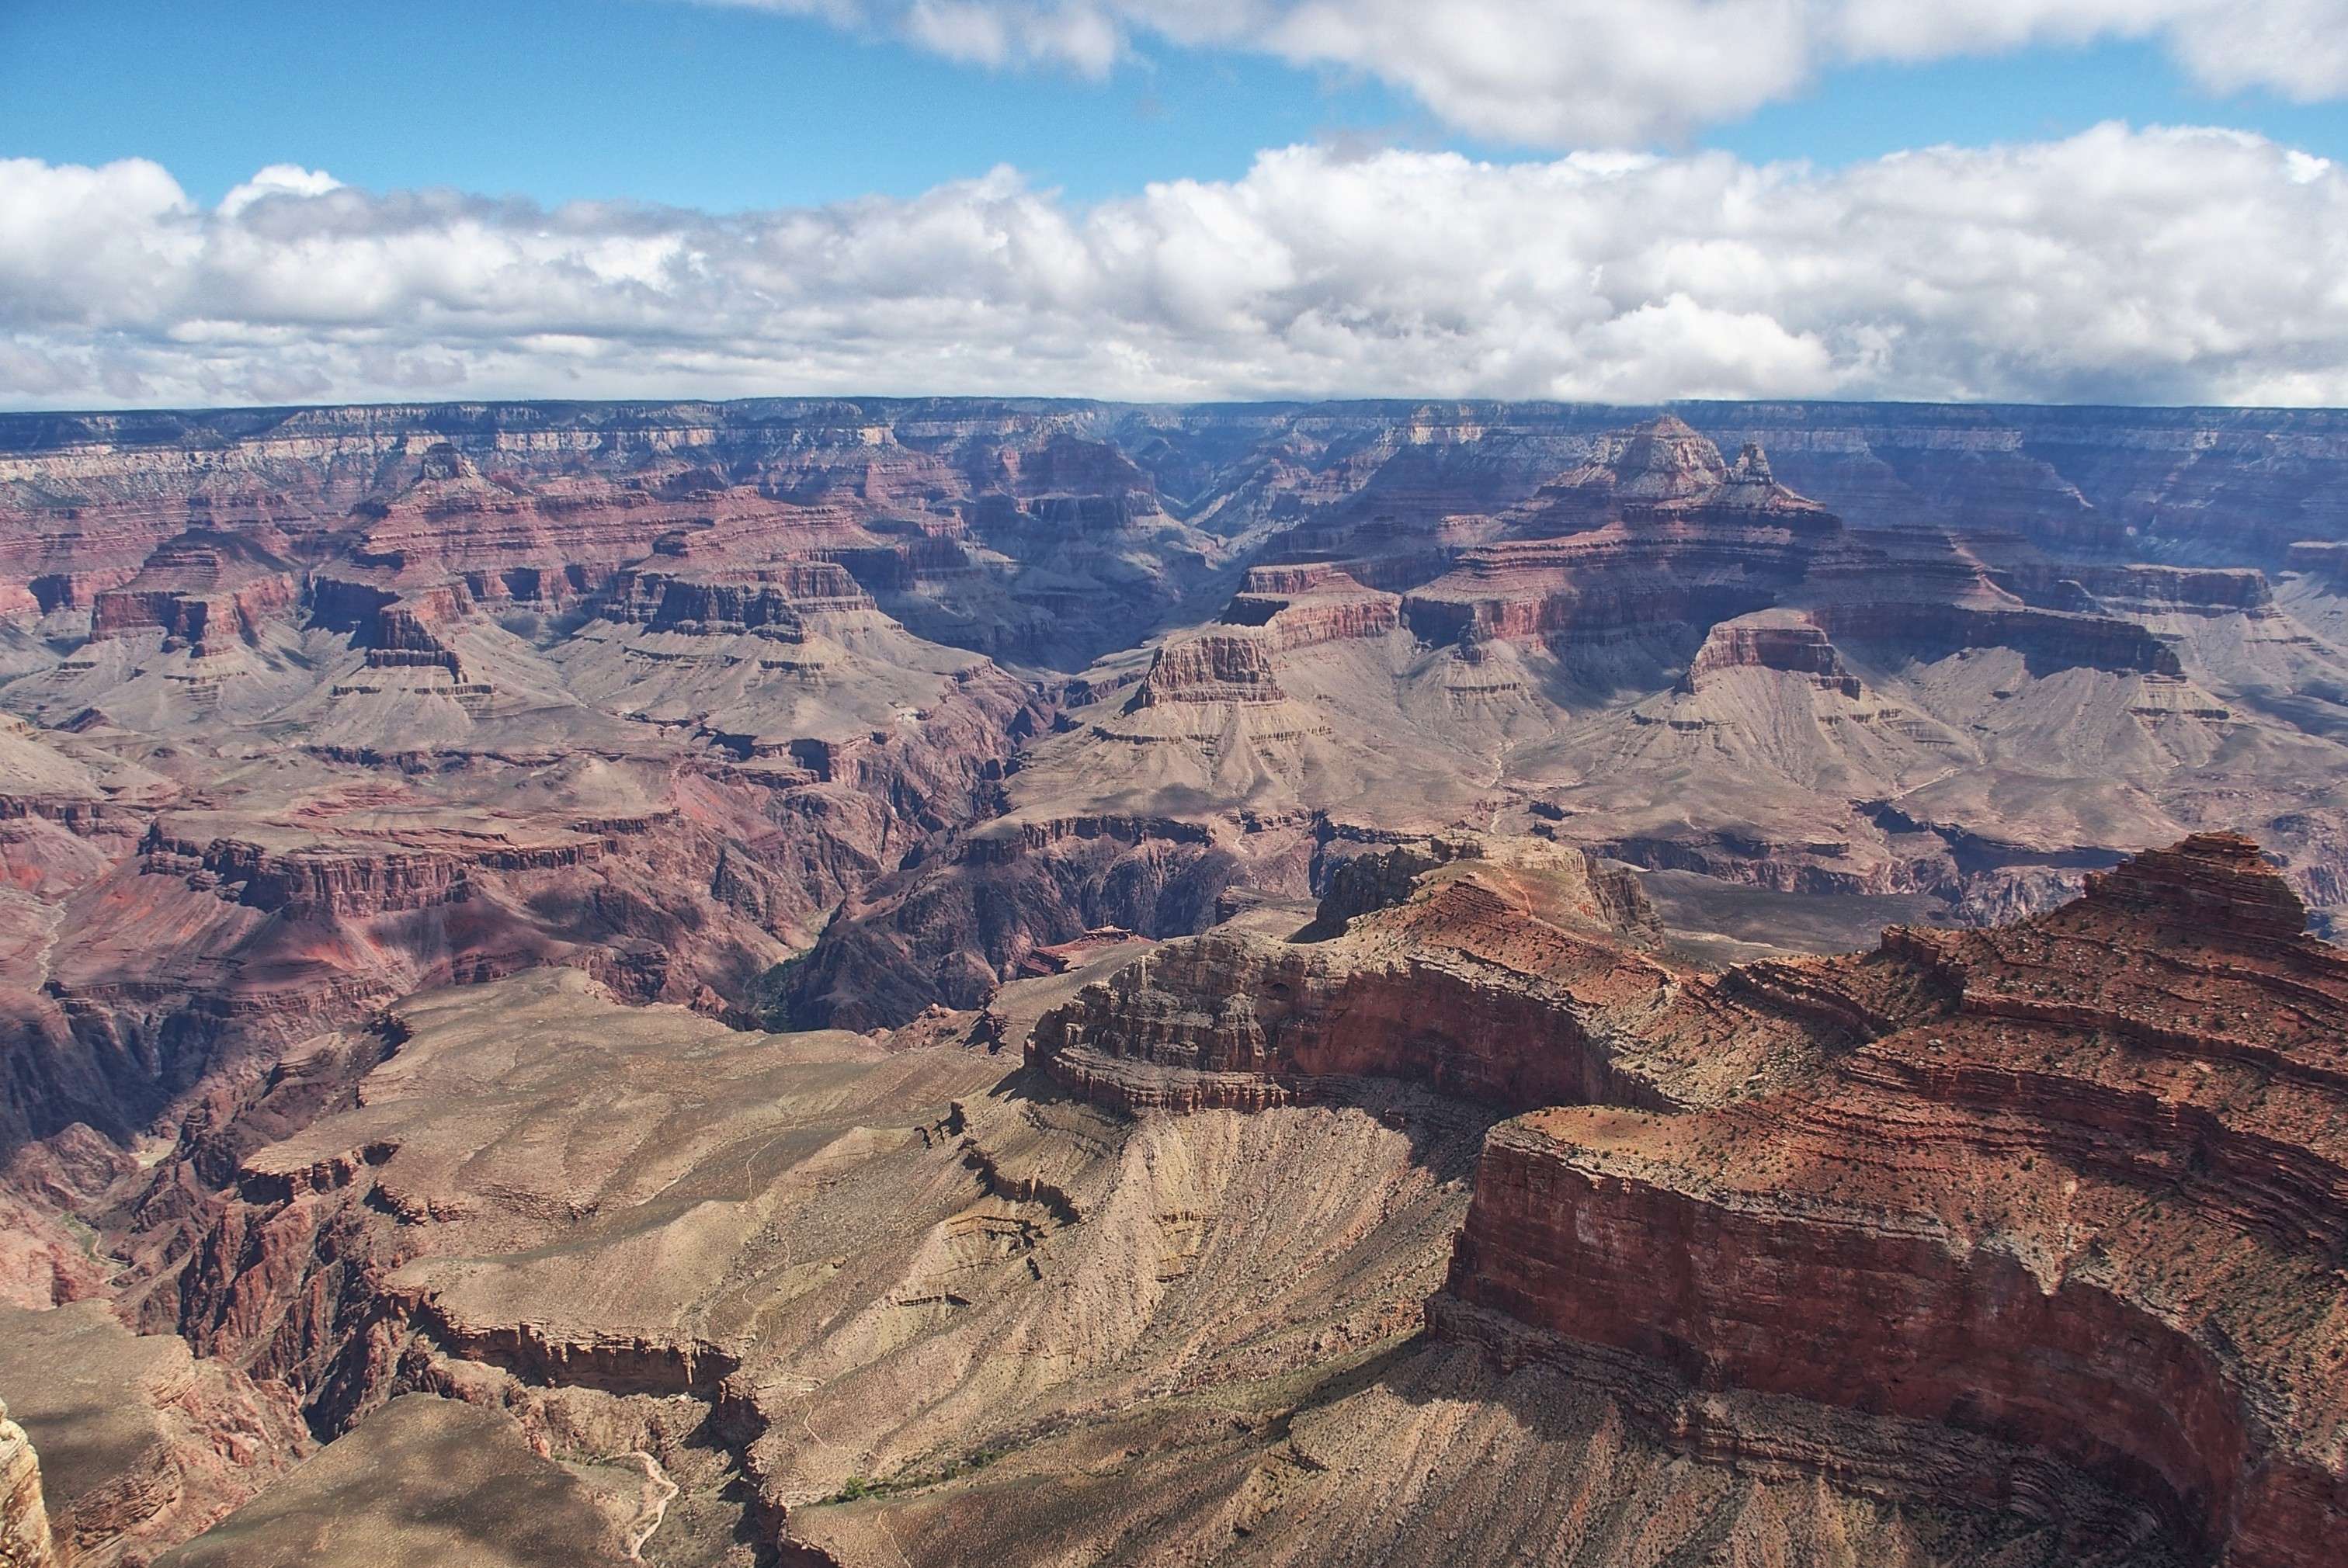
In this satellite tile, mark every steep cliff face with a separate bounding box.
[1395,428,1841,649]
[1444,834,2348,1566]
[0,1401,55,1568]
[1216,564,1402,650]
[86,531,302,658]
[1127,633,1288,707]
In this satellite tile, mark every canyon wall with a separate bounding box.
[1443,834,2348,1565]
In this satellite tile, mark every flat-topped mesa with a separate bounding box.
[1968,544,2276,617]
[2287,539,2348,584]
[1217,565,1402,650]
[1683,611,1859,696]
[2080,831,2310,943]
[1443,832,2348,1566]
[601,560,877,637]
[305,574,474,680]
[1234,564,1352,596]
[1124,631,1287,708]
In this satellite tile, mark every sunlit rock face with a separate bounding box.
[0,1399,57,1568]
[1446,834,2348,1567]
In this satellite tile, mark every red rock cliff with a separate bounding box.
[1443,833,2348,1566]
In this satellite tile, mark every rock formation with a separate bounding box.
[0,1401,55,1568]
[10,824,2341,1565]
[4,397,2348,1563]
[1029,834,1684,1113]
[0,1300,306,1565]
[1445,834,2348,1565]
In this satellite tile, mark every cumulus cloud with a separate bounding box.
[2,126,2346,409]
[700,0,2348,145]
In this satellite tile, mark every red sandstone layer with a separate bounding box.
[1443,834,2348,1566]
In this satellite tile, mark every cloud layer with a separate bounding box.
[710,0,2348,145]
[3,126,2346,410]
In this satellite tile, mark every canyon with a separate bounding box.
[2,397,2347,1564]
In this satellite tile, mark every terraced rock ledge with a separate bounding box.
[1446,834,2348,1566]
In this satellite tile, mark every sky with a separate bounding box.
[2,0,2347,408]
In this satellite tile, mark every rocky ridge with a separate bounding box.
[1444,834,2348,1565]
[1016,831,2348,1564]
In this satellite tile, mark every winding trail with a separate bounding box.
[607,1449,679,1562]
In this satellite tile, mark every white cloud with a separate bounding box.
[3,124,2346,408]
[217,164,344,217]
[696,0,2348,145]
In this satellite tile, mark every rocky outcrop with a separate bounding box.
[1543,422,1835,527]
[1217,565,1402,651]
[0,1402,55,1568]
[2079,829,2311,938]
[1683,609,1860,695]
[1126,633,1287,707]
[0,1301,307,1566]
[601,561,877,636]
[1442,834,2348,1566]
[1032,837,1718,1115]
[87,532,302,656]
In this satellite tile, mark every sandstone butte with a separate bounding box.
[2,400,2347,1563]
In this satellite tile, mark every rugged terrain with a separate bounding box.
[2,397,2348,1564]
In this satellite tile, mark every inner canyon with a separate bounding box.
[2,397,2346,1566]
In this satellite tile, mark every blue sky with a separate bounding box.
[5,0,2348,408]
[3,0,2344,210]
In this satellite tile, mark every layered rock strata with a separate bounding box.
[1445,834,2348,1566]
[1029,834,1839,1116]
[6,398,2348,1563]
